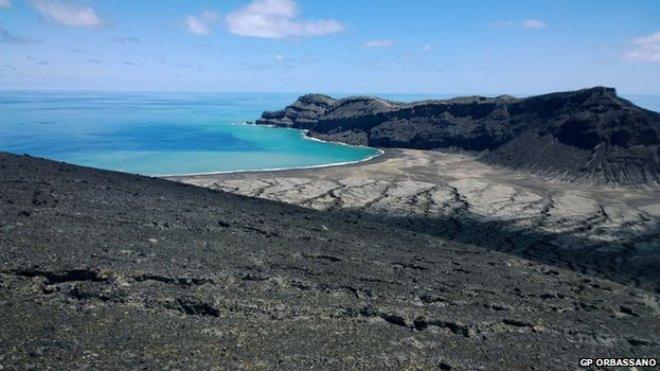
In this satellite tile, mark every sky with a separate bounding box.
[1,0,659,94]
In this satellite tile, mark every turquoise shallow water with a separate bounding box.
[0,91,381,176]
[1,91,657,176]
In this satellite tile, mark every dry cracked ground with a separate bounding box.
[174,149,660,291]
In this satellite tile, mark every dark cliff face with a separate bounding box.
[257,87,660,185]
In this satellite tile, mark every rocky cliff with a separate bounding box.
[257,87,660,185]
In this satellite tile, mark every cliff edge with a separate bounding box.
[258,87,660,185]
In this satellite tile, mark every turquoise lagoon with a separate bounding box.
[0,91,380,176]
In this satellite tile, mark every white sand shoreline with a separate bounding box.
[158,122,384,178]
[157,148,384,178]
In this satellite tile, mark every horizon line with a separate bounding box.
[1,87,659,97]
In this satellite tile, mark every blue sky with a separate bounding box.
[1,0,659,94]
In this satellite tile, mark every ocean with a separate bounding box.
[0,91,657,176]
[0,91,380,176]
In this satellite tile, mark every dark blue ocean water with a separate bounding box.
[0,91,657,176]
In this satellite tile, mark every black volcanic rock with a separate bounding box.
[1,153,659,368]
[257,87,660,185]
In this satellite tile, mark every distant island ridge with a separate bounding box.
[1,89,658,181]
[258,87,660,185]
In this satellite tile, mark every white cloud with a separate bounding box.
[0,0,11,8]
[274,54,284,60]
[521,19,547,29]
[226,0,344,39]
[634,31,660,45]
[363,39,394,48]
[491,19,547,29]
[185,10,219,36]
[422,44,431,52]
[31,0,103,28]
[626,31,660,63]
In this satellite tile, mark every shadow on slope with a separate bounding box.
[351,211,660,292]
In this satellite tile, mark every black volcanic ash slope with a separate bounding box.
[257,87,660,185]
[1,153,659,369]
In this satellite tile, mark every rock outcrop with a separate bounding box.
[257,87,660,185]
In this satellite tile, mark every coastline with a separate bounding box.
[161,123,386,179]
[162,148,388,179]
